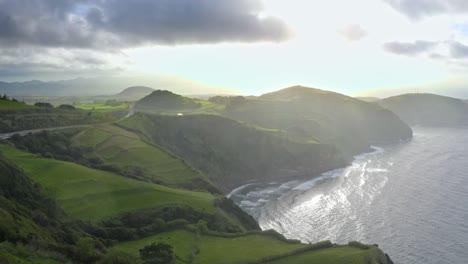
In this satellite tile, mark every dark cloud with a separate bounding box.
[0,47,121,78]
[383,41,438,56]
[0,0,292,48]
[337,25,367,41]
[383,0,468,19]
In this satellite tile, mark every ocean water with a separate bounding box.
[229,127,468,264]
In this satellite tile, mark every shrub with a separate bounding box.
[348,241,370,250]
[139,243,174,264]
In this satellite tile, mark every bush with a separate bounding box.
[348,241,370,250]
[139,243,174,264]
[34,102,54,108]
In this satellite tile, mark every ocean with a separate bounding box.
[229,127,468,264]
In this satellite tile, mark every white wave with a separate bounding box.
[227,183,256,198]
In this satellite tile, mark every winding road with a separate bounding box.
[0,103,135,140]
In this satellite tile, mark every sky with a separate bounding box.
[1,0,468,97]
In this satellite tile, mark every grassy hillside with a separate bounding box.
[136,90,201,113]
[224,86,412,158]
[120,113,345,192]
[135,90,224,115]
[72,124,218,191]
[380,93,468,126]
[0,99,33,110]
[115,229,393,264]
[0,154,104,263]
[0,144,216,222]
[0,132,395,264]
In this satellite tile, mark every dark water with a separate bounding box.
[229,127,468,264]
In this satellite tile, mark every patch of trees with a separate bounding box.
[8,129,99,167]
[139,243,174,264]
[105,99,122,106]
[34,102,54,108]
[86,205,245,242]
[1,94,20,102]
[208,95,247,110]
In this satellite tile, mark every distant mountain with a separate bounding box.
[224,86,413,159]
[113,86,155,101]
[136,90,201,113]
[356,97,381,103]
[0,76,233,97]
[379,93,468,126]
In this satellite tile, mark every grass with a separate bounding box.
[268,246,384,264]
[113,229,385,264]
[194,233,305,264]
[0,144,216,222]
[114,230,305,264]
[0,100,34,110]
[115,230,197,263]
[72,124,208,187]
[75,103,128,112]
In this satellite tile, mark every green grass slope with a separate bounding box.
[72,124,218,191]
[115,229,393,264]
[0,144,216,222]
[0,99,33,110]
[380,93,468,126]
[224,86,412,158]
[136,90,201,113]
[135,90,224,115]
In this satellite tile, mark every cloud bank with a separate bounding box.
[0,0,292,48]
[383,0,468,19]
[383,41,438,56]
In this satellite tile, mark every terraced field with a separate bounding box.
[0,144,216,222]
[72,124,213,189]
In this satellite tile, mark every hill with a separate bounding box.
[380,93,468,126]
[120,113,346,192]
[224,86,412,158]
[135,90,202,113]
[114,86,155,101]
[0,137,393,264]
[72,124,218,192]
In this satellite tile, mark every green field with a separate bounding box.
[76,102,129,111]
[0,100,34,110]
[72,124,211,188]
[194,233,304,264]
[267,246,381,264]
[0,144,216,222]
[114,229,386,264]
[115,230,198,262]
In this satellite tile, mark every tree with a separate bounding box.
[76,237,98,262]
[139,243,174,264]
[58,104,76,110]
[34,102,53,108]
